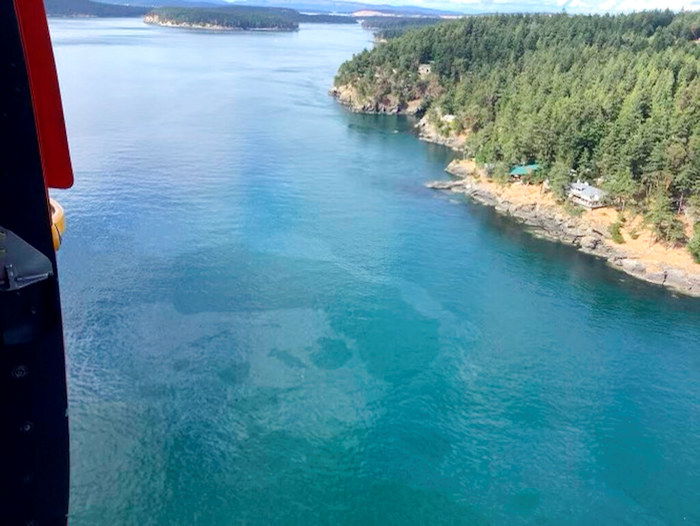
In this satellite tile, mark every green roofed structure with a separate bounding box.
[510,164,541,178]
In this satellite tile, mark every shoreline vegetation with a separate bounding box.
[144,6,358,32]
[332,11,700,296]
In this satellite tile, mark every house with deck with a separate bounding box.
[568,181,607,209]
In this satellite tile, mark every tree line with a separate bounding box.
[359,17,445,39]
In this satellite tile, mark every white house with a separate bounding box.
[568,181,607,209]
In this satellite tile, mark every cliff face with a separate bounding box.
[329,84,423,115]
[431,160,700,297]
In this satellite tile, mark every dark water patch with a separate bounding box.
[310,337,353,369]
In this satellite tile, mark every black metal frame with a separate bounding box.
[0,3,70,524]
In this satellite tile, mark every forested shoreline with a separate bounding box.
[335,11,700,260]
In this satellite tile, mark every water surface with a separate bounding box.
[51,18,700,525]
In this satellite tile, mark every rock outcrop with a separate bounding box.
[330,84,423,115]
[416,116,467,150]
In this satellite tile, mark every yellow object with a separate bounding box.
[49,198,65,250]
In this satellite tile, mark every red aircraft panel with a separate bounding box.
[13,0,74,189]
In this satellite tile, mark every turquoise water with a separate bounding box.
[51,18,700,525]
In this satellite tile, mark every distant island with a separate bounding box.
[333,11,700,295]
[144,6,300,31]
[45,0,149,17]
[144,6,359,31]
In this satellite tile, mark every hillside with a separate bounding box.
[45,0,149,17]
[334,11,700,261]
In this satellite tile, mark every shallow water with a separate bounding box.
[51,18,700,525]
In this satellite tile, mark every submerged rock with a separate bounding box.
[425,180,465,190]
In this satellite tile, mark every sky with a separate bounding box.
[224,0,700,15]
[448,0,699,13]
[312,0,700,14]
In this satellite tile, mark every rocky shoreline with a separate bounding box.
[430,161,700,297]
[332,86,700,297]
